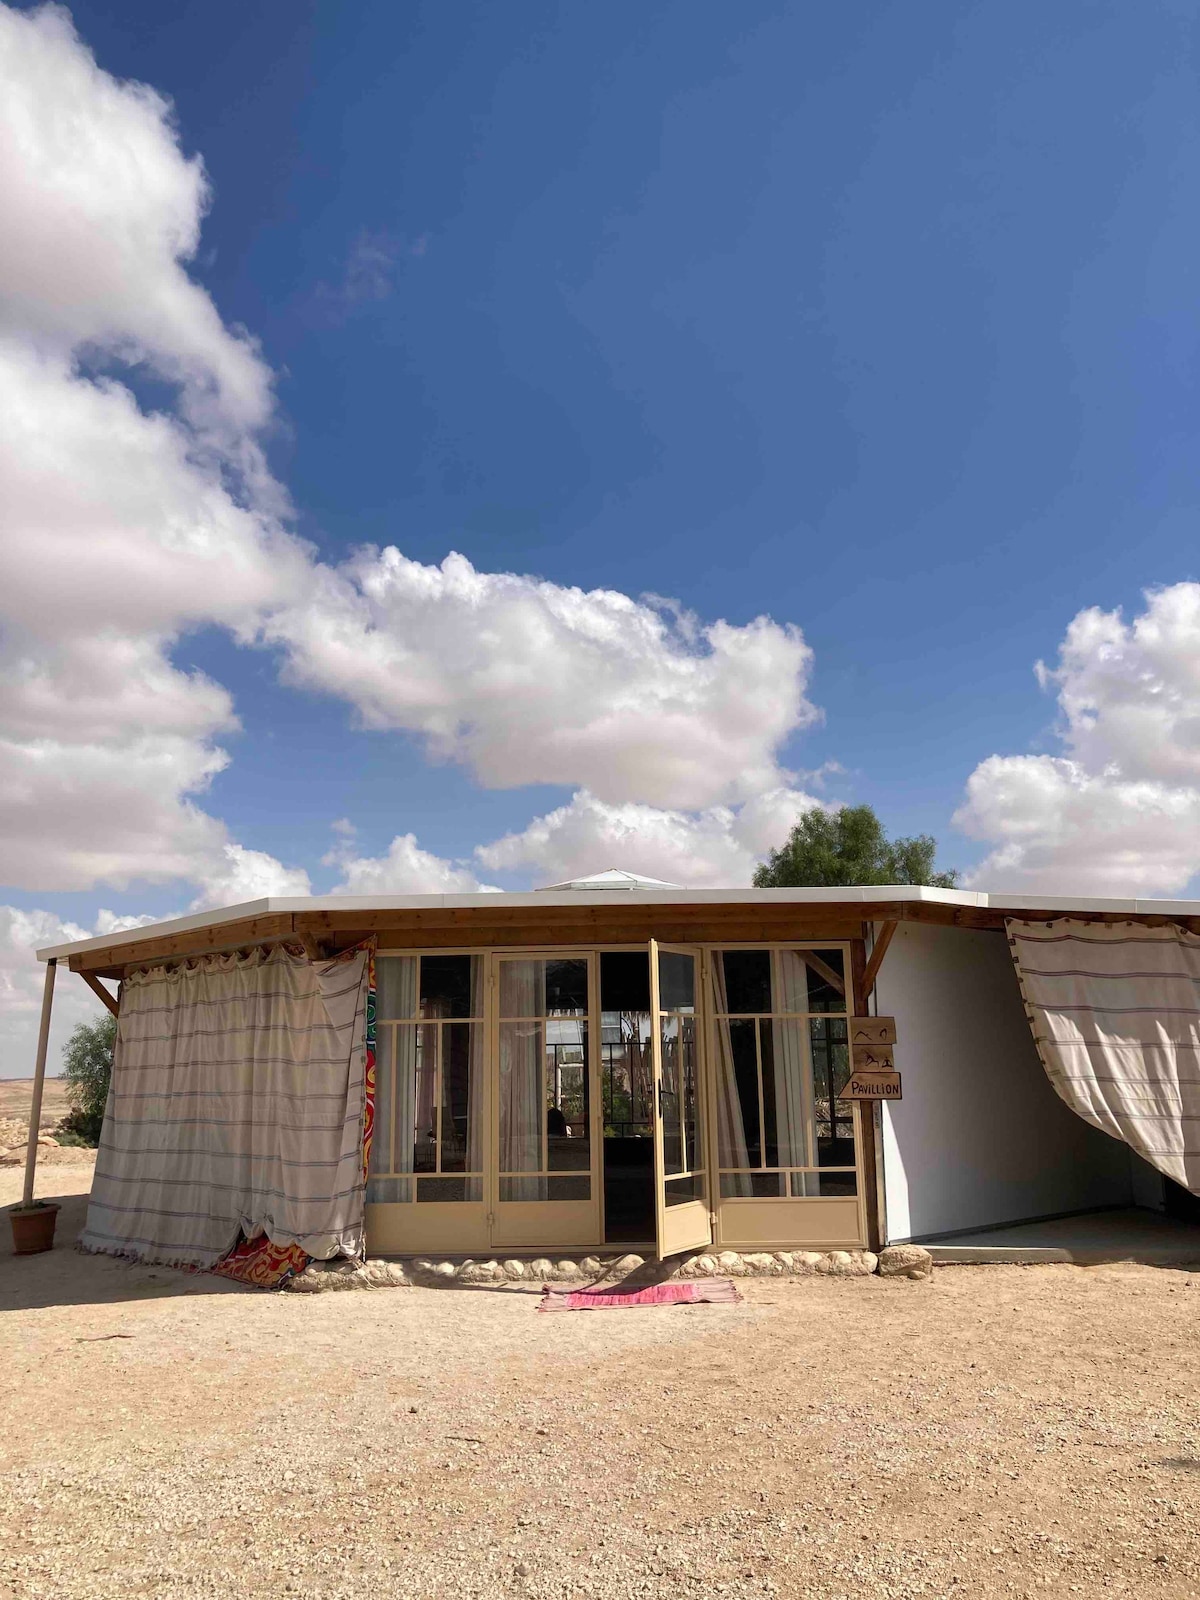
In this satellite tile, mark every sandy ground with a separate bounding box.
[1,1161,1198,1600]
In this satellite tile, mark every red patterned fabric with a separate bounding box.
[362,949,376,1183]
[538,1279,741,1312]
[211,1232,311,1290]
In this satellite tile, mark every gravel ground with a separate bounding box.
[2,1163,1198,1600]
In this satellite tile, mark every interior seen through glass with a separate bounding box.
[367,946,859,1228]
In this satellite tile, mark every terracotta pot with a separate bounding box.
[9,1202,60,1255]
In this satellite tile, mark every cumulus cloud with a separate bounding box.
[188,844,312,910]
[267,549,817,809]
[324,832,497,895]
[956,583,1200,895]
[476,786,823,889]
[0,906,103,1079]
[0,4,307,895]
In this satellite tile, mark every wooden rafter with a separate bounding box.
[80,970,119,1017]
[860,920,898,1004]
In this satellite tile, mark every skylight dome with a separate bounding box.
[539,868,683,891]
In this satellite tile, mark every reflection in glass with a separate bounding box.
[658,950,695,1013]
[420,954,475,1019]
[720,949,772,1014]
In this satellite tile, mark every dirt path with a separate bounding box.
[1,1174,1197,1600]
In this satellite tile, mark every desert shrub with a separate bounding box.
[59,1014,116,1145]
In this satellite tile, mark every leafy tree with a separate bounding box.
[59,1014,116,1144]
[753,804,959,889]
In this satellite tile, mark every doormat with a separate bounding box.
[538,1279,741,1313]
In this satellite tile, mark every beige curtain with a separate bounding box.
[710,956,751,1196]
[1008,919,1200,1195]
[82,944,370,1268]
[499,958,544,1200]
[368,956,417,1203]
[773,949,819,1197]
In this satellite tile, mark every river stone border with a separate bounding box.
[286,1244,932,1292]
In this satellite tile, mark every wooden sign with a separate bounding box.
[839,1068,902,1101]
[849,1016,896,1046]
[852,1041,894,1072]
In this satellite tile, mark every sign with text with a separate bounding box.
[839,1068,903,1101]
[849,1016,897,1046]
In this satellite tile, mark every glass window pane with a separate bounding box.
[499,1175,590,1202]
[658,951,695,1013]
[602,1013,652,1137]
[393,1025,417,1179]
[499,959,542,1018]
[664,1173,705,1204]
[660,1014,684,1175]
[715,1017,760,1166]
[439,1022,477,1172]
[418,1176,482,1202]
[376,956,417,1020]
[546,1021,590,1172]
[810,1016,854,1165]
[600,951,650,1012]
[412,1024,438,1173]
[420,954,476,1019]
[499,1019,543,1172]
[719,1172,754,1198]
[719,950,772,1014]
[763,1018,816,1168]
[817,1169,857,1197]
[545,958,588,1016]
[366,1175,412,1203]
[749,1171,788,1198]
[805,949,847,1013]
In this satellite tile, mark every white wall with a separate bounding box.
[876,921,1140,1242]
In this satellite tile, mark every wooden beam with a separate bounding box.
[299,930,324,962]
[22,959,57,1208]
[79,970,119,1017]
[861,920,898,1003]
[849,938,882,1253]
[797,948,845,996]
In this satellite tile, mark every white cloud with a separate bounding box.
[188,844,312,910]
[0,906,104,1080]
[325,833,497,895]
[267,549,817,810]
[957,583,1200,895]
[477,786,823,889]
[0,4,308,896]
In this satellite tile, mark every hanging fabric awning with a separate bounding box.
[1007,919,1200,1195]
[81,943,371,1270]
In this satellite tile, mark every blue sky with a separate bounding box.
[5,0,1200,1061]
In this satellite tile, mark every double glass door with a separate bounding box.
[490,944,712,1256]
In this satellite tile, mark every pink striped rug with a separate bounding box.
[537,1278,741,1313]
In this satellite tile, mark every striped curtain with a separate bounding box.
[82,943,370,1269]
[1007,919,1200,1195]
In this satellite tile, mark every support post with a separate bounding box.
[850,937,883,1253]
[22,958,57,1208]
[861,919,898,1004]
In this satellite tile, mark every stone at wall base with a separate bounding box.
[287,1243,928,1292]
[877,1244,934,1280]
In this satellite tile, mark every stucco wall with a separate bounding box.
[875,920,1151,1242]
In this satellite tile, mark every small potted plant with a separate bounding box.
[9,1200,60,1255]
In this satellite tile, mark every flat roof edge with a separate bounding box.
[34,884,1200,963]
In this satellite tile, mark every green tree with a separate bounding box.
[59,1014,116,1144]
[753,804,959,889]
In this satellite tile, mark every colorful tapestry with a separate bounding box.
[538,1279,742,1312]
[211,1232,311,1290]
[362,950,376,1184]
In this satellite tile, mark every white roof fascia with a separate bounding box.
[34,884,1200,962]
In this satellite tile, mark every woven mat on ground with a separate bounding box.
[210,1233,311,1290]
[538,1279,741,1312]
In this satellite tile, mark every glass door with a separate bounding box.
[490,952,601,1248]
[649,941,712,1257]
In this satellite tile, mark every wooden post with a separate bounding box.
[850,935,884,1253]
[22,958,57,1208]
